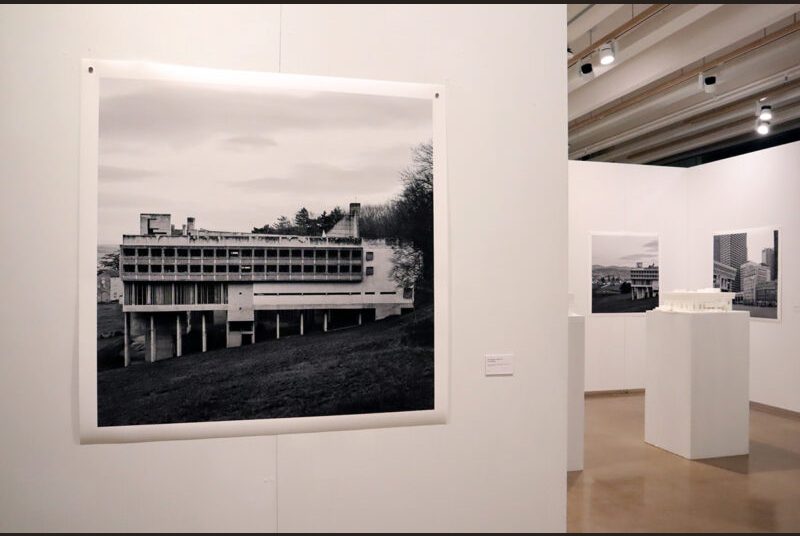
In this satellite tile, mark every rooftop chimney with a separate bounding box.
[349,203,360,239]
[187,217,195,236]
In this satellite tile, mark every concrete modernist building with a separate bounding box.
[118,204,414,365]
[630,262,659,300]
[713,233,747,291]
[739,261,770,304]
[713,261,737,292]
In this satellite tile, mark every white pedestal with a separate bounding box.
[567,314,585,471]
[645,310,750,460]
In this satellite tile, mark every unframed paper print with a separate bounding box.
[80,61,447,442]
[591,234,660,314]
[713,227,779,320]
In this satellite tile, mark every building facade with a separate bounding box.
[713,233,747,292]
[755,280,778,307]
[630,262,659,300]
[97,271,123,303]
[761,247,775,276]
[739,261,770,305]
[713,261,737,292]
[118,204,415,365]
[772,229,779,282]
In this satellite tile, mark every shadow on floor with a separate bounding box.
[697,439,800,475]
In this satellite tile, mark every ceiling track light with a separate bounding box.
[755,118,770,135]
[757,103,773,121]
[599,41,616,66]
[578,59,594,80]
[699,73,718,94]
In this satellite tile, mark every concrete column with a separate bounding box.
[186,311,191,334]
[358,311,362,326]
[201,313,207,353]
[123,312,130,367]
[176,314,182,357]
[300,312,304,336]
[150,314,156,362]
[276,312,280,340]
[226,319,230,348]
[172,283,175,305]
[146,284,152,305]
[324,310,328,332]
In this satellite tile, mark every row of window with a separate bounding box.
[123,264,373,275]
[123,282,408,306]
[254,289,401,297]
[125,282,228,306]
[122,247,372,261]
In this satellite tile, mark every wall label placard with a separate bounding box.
[485,354,514,376]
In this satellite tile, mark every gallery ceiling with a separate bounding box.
[567,4,800,166]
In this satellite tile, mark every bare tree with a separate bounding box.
[390,243,423,292]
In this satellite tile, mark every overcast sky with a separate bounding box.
[98,77,432,245]
[743,227,777,264]
[592,235,659,267]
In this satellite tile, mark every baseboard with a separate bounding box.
[750,401,800,421]
[585,388,645,398]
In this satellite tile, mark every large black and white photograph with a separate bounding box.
[713,227,780,320]
[591,234,660,314]
[81,61,447,441]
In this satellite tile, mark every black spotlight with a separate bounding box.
[579,61,594,79]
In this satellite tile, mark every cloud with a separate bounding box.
[222,134,277,151]
[99,165,158,182]
[620,253,657,261]
[643,239,659,251]
[98,190,165,209]
[230,161,404,196]
[99,78,431,151]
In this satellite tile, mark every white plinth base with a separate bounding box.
[645,310,750,460]
[567,314,585,471]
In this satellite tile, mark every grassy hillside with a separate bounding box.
[97,302,125,371]
[98,305,434,426]
[592,293,659,313]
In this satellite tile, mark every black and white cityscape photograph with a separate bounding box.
[93,73,437,428]
[713,227,779,320]
[591,234,660,314]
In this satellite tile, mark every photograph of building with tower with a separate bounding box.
[591,234,660,314]
[92,72,438,428]
[713,228,780,320]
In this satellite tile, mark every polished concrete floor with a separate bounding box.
[568,393,800,532]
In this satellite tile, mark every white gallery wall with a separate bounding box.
[0,4,568,533]
[687,141,800,413]
[570,142,800,413]
[568,160,689,391]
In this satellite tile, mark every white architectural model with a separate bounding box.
[657,288,734,313]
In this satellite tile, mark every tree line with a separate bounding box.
[252,207,347,236]
[252,141,434,297]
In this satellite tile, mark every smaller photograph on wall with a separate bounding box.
[713,227,779,320]
[591,233,659,314]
